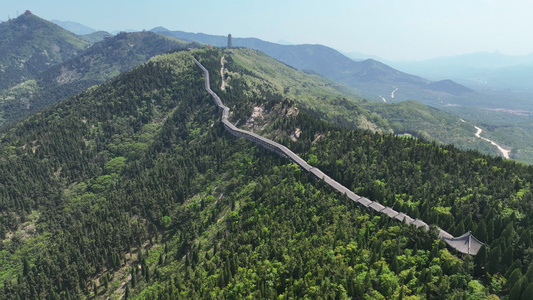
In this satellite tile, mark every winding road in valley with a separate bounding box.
[193,56,485,255]
[461,119,511,159]
[391,86,398,99]
[474,125,511,159]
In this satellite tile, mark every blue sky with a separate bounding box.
[3,0,533,61]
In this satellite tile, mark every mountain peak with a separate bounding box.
[151,26,169,32]
[0,12,89,90]
[425,79,473,95]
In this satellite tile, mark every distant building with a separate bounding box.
[227,34,232,48]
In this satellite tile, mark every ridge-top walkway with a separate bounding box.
[193,57,485,255]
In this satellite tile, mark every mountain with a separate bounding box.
[49,19,112,44]
[0,31,189,127]
[79,30,112,44]
[0,11,89,90]
[389,52,533,91]
[51,19,97,35]
[425,79,474,95]
[1,46,531,299]
[394,51,533,71]
[151,28,473,102]
[110,29,139,35]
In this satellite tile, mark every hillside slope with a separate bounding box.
[0,31,188,127]
[219,48,498,157]
[0,47,498,299]
[0,11,88,90]
[2,47,533,299]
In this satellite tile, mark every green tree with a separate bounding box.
[506,269,522,292]
[22,257,30,277]
[474,245,487,276]
[521,282,533,300]
[502,246,514,271]
[466,280,487,300]
[486,245,501,274]
[473,220,488,243]
[509,278,526,300]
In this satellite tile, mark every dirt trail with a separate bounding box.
[220,56,226,90]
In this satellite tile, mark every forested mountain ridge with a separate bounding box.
[0,11,89,90]
[185,48,533,299]
[0,50,206,299]
[0,31,190,128]
[152,28,473,102]
[1,46,533,299]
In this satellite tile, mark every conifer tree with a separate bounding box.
[509,277,527,300]
[487,245,501,274]
[502,246,514,272]
[473,245,487,276]
[521,283,533,300]
[473,220,488,243]
[506,269,522,292]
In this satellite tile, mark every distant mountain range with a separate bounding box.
[51,19,97,35]
[385,52,533,92]
[151,27,473,104]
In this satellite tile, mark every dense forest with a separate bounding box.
[0,47,532,299]
[199,48,533,299]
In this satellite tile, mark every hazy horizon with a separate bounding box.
[4,0,533,61]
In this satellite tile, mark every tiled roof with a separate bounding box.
[442,231,485,255]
